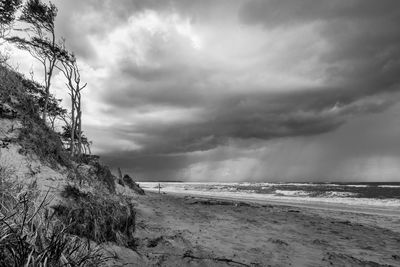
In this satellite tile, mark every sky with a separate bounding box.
[7,0,400,182]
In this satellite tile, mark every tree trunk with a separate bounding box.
[76,90,82,155]
[70,92,76,156]
[42,85,49,122]
[42,42,57,123]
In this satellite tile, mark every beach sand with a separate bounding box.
[110,192,400,267]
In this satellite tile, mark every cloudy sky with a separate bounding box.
[10,0,400,182]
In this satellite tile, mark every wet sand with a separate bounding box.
[110,192,400,267]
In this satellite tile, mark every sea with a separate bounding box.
[138,182,400,211]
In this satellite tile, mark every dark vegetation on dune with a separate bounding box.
[0,65,70,167]
[54,185,136,248]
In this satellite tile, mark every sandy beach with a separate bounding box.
[109,192,400,267]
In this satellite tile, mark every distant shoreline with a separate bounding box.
[141,181,400,185]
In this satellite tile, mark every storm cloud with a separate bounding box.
[14,0,400,181]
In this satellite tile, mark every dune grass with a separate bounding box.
[54,185,136,248]
[0,170,109,267]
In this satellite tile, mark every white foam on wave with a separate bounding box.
[279,183,324,187]
[322,191,358,197]
[274,190,310,196]
[378,185,400,188]
[274,190,359,198]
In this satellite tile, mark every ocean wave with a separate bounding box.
[273,190,359,198]
[274,190,310,196]
[322,191,358,198]
[378,185,400,188]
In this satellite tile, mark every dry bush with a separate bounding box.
[0,170,109,267]
[54,185,136,248]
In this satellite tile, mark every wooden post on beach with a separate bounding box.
[158,183,161,194]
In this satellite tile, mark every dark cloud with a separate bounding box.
[240,0,400,94]
[98,88,396,158]
[98,99,400,181]
[239,0,400,28]
[45,0,400,181]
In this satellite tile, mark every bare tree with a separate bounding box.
[7,0,65,122]
[58,51,87,156]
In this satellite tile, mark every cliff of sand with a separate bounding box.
[0,64,144,266]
